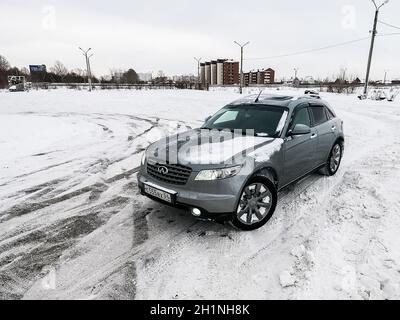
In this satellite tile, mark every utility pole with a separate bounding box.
[79,47,93,92]
[194,57,202,89]
[363,0,389,97]
[234,41,250,94]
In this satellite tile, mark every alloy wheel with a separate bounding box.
[236,183,272,226]
[330,144,342,172]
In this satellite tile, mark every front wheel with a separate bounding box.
[231,177,277,231]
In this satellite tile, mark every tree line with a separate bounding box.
[0,54,147,89]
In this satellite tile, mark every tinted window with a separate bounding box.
[292,107,311,128]
[214,110,239,124]
[325,108,335,120]
[203,105,287,137]
[310,106,328,126]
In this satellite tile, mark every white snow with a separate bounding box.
[280,270,296,288]
[0,88,400,300]
[179,135,272,164]
[249,138,284,162]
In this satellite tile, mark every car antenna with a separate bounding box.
[255,89,264,103]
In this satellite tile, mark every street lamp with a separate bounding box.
[234,41,250,94]
[293,68,299,80]
[79,47,93,92]
[194,57,202,89]
[384,69,388,84]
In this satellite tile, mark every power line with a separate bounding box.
[244,32,400,62]
[245,37,370,61]
[379,20,400,30]
[378,32,400,37]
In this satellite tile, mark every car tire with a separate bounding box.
[231,176,277,231]
[320,141,343,176]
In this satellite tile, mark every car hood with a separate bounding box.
[147,129,283,166]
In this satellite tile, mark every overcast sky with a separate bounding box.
[1,0,399,80]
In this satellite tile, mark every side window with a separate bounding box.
[310,106,328,126]
[291,107,311,128]
[325,107,335,120]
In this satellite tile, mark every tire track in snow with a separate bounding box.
[0,110,195,299]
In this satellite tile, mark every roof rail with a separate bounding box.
[298,95,321,100]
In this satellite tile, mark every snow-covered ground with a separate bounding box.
[0,88,399,300]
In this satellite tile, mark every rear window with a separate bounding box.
[310,106,328,126]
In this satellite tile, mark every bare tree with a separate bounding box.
[0,54,10,71]
[50,61,68,81]
[20,67,30,75]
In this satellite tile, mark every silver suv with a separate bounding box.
[138,94,344,230]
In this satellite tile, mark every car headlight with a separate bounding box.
[195,165,242,181]
[141,152,146,165]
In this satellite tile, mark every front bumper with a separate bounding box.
[137,168,247,220]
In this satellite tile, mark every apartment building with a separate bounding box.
[223,60,239,85]
[210,61,217,85]
[199,60,275,86]
[200,59,239,86]
[204,62,211,85]
[263,68,275,84]
[200,62,206,85]
[243,68,275,86]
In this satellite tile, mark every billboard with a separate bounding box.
[29,65,47,73]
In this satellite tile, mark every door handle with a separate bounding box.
[331,126,336,131]
[311,133,318,139]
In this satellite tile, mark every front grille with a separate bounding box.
[147,162,192,185]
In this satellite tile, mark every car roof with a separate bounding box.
[228,94,326,111]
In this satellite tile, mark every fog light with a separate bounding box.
[191,208,202,217]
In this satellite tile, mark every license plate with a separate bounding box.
[144,184,175,204]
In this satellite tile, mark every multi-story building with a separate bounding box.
[210,61,217,85]
[200,63,206,85]
[243,71,257,86]
[204,62,211,85]
[222,60,239,85]
[250,71,258,84]
[200,59,239,86]
[263,68,275,84]
[216,59,226,85]
[199,59,275,86]
[243,68,276,86]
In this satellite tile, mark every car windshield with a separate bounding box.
[202,105,287,137]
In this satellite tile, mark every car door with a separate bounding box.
[309,103,336,165]
[282,104,318,186]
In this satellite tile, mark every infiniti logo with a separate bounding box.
[158,166,169,175]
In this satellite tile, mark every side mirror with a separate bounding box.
[204,116,212,122]
[290,124,311,136]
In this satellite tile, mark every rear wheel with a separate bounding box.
[320,142,343,176]
[231,177,277,231]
